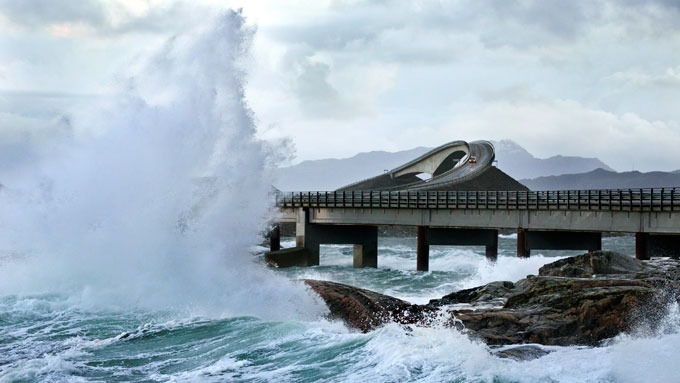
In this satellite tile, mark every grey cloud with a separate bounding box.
[102,3,205,35]
[478,86,545,104]
[485,0,592,38]
[618,0,680,9]
[265,1,589,66]
[292,58,361,119]
[267,0,680,64]
[611,0,680,37]
[606,67,680,88]
[265,5,469,67]
[295,60,338,101]
[266,11,386,52]
[0,0,108,28]
[0,0,203,36]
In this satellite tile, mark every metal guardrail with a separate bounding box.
[275,188,680,212]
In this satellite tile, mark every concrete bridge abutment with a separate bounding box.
[295,209,378,268]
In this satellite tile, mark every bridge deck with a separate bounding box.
[270,188,680,267]
[276,188,680,212]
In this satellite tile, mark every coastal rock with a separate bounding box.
[538,250,647,277]
[304,280,435,332]
[492,345,552,361]
[305,252,680,347]
[450,276,655,345]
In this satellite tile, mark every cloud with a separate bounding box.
[0,0,108,29]
[292,58,345,118]
[605,66,680,88]
[2,0,678,170]
[241,1,679,166]
[447,96,680,172]
[0,0,207,36]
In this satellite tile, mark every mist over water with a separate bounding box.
[0,11,322,320]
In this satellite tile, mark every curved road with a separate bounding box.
[338,140,496,191]
[397,140,494,191]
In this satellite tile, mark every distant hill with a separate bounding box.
[492,140,614,180]
[274,140,614,191]
[521,168,680,190]
[273,147,431,191]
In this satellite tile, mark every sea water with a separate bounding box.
[1,10,679,383]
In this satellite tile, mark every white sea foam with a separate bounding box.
[458,253,564,289]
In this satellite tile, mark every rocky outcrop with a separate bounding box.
[304,252,680,347]
[304,280,435,332]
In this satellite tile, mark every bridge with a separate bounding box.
[268,141,680,271]
[336,140,497,191]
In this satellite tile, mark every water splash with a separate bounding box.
[0,11,324,320]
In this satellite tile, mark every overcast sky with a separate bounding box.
[1,0,679,172]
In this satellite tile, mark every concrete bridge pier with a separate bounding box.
[517,228,530,258]
[416,226,499,271]
[517,229,601,257]
[268,224,281,252]
[635,232,649,260]
[417,226,430,271]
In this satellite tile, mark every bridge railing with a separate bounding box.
[274,188,679,212]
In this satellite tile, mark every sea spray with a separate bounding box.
[0,11,324,320]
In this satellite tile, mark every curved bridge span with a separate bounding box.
[337,140,497,191]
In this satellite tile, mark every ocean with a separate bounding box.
[1,10,679,383]
[2,237,680,382]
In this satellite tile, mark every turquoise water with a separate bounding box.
[3,236,679,382]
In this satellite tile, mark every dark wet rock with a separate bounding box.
[492,345,552,361]
[305,252,680,347]
[452,277,655,345]
[538,250,647,277]
[429,281,517,307]
[303,280,436,332]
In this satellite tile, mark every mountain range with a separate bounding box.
[522,168,680,190]
[274,140,680,191]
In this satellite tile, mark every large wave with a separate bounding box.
[0,10,324,320]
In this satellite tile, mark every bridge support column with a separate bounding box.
[269,224,281,252]
[417,226,430,272]
[486,234,498,262]
[636,232,649,260]
[292,208,320,265]
[354,242,378,268]
[517,228,530,258]
[295,208,308,248]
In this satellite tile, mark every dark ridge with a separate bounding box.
[338,167,529,192]
[336,172,422,191]
[424,166,529,191]
[522,168,680,190]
